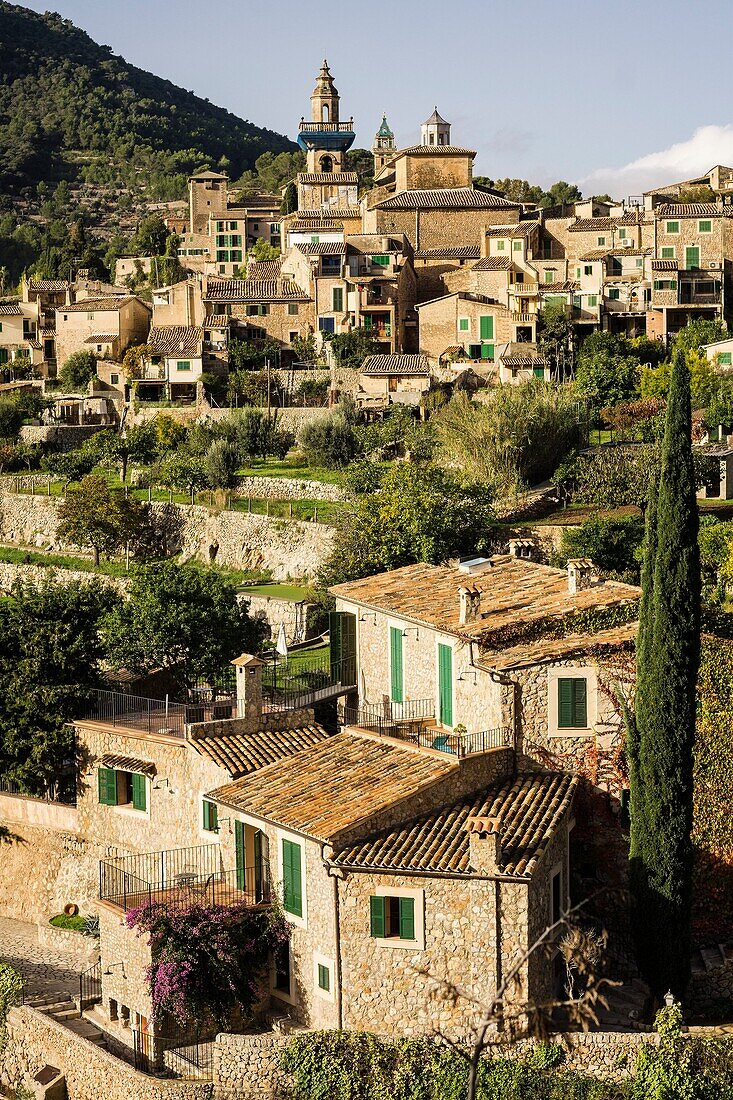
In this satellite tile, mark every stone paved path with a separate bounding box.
[0,916,84,997]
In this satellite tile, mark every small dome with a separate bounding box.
[423,106,449,127]
[377,114,394,138]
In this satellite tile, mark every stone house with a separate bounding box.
[365,189,522,253]
[415,291,515,367]
[355,353,430,407]
[0,299,44,374]
[132,326,205,403]
[54,296,152,371]
[201,275,314,350]
[207,718,576,1040]
[412,245,482,302]
[151,279,205,328]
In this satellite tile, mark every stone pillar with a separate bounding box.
[232,654,265,724]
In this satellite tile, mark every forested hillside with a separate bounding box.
[0,2,294,198]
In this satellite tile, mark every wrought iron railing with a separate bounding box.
[79,960,102,1014]
[80,690,188,738]
[133,1027,214,1079]
[0,776,76,804]
[298,120,354,134]
[99,843,270,913]
[338,703,512,757]
[261,650,356,707]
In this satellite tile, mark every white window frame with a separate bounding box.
[666,221,680,234]
[660,246,676,259]
[313,951,335,1001]
[458,317,470,334]
[547,665,597,737]
[371,884,425,951]
[387,618,405,706]
[698,220,713,233]
[277,827,308,930]
[199,795,223,841]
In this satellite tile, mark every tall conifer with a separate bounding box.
[630,346,701,997]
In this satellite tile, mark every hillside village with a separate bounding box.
[1,56,733,1100]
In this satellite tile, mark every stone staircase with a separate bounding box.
[24,988,108,1047]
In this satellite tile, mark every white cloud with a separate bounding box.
[580,125,733,198]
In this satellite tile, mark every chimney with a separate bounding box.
[567,558,597,594]
[507,538,535,560]
[459,585,481,626]
[465,815,502,875]
[231,653,265,726]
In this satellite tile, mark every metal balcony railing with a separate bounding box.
[299,120,354,134]
[338,701,514,757]
[80,689,189,738]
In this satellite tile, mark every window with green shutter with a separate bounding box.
[533,366,545,379]
[288,303,299,315]
[597,236,606,246]
[317,963,330,991]
[480,343,494,360]
[468,344,482,359]
[699,220,712,233]
[371,255,389,266]
[718,352,732,366]
[618,227,627,239]
[131,772,147,812]
[512,239,522,251]
[587,295,597,306]
[557,677,588,729]
[438,643,453,727]
[282,838,303,917]
[369,895,417,940]
[458,317,469,332]
[496,239,506,251]
[176,361,190,372]
[661,246,675,259]
[608,288,620,300]
[98,767,117,806]
[332,287,343,312]
[479,315,494,340]
[390,626,403,703]
[203,799,219,832]
[235,819,245,890]
[685,246,700,270]
[666,221,680,234]
[544,269,556,284]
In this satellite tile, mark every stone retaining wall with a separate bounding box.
[0,560,127,594]
[0,817,102,923]
[0,1006,212,1100]
[689,956,733,1014]
[243,593,319,643]
[235,476,344,502]
[0,492,334,579]
[19,425,107,451]
[37,921,100,968]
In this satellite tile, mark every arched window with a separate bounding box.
[320,155,333,174]
[322,104,329,123]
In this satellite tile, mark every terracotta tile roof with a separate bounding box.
[376,189,517,211]
[361,354,430,376]
[333,772,576,877]
[27,279,67,291]
[246,260,283,279]
[651,259,679,271]
[330,557,640,645]
[578,248,652,261]
[568,217,620,231]
[483,622,637,670]
[299,172,358,184]
[25,339,42,350]
[207,732,457,841]
[84,333,118,343]
[414,245,481,260]
[62,296,142,313]
[288,221,345,232]
[655,203,733,217]
[204,278,310,302]
[0,302,22,315]
[288,207,361,220]
[471,257,513,271]
[541,281,578,293]
[149,326,204,355]
[396,144,477,157]
[41,327,55,336]
[486,222,539,238]
[190,723,331,779]
[499,345,548,367]
[101,753,156,777]
[295,242,347,256]
[204,315,231,328]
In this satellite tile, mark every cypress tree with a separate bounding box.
[630,346,701,998]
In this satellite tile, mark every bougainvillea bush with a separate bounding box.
[126,899,290,1026]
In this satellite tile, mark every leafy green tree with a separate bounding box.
[158,452,208,498]
[574,332,643,409]
[642,348,721,410]
[205,438,240,489]
[493,178,545,204]
[328,328,378,368]
[629,347,701,999]
[102,563,267,692]
[83,423,157,481]
[41,447,95,486]
[57,473,143,565]
[0,577,120,794]
[574,445,659,512]
[281,181,298,215]
[249,237,280,261]
[537,301,575,378]
[319,464,496,586]
[130,214,169,257]
[557,514,645,583]
[299,412,358,469]
[0,399,24,439]
[59,350,96,391]
[541,181,582,207]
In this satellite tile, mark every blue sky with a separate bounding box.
[19,0,733,196]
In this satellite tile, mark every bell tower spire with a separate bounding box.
[311,59,340,126]
[298,60,355,174]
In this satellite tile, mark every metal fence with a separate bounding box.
[80,690,189,738]
[79,960,102,1013]
[0,775,76,805]
[262,650,357,708]
[99,843,270,913]
[337,703,513,757]
[133,1027,214,1080]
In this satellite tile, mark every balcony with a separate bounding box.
[77,689,246,739]
[337,700,513,757]
[508,282,539,296]
[99,843,270,914]
[138,365,166,381]
[512,312,536,323]
[299,119,354,134]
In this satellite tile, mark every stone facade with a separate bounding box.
[234,477,344,502]
[243,592,319,644]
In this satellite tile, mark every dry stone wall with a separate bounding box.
[234,477,344,502]
[0,491,334,579]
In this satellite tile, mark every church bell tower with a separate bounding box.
[297,60,355,174]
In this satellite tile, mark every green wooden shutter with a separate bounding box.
[685,246,700,270]
[329,610,343,679]
[318,963,330,991]
[398,897,415,940]
[558,679,574,728]
[131,772,146,811]
[332,287,343,312]
[283,839,302,917]
[390,626,403,703]
[235,819,245,890]
[438,643,453,727]
[253,829,264,901]
[342,611,356,686]
[573,678,587,727]
[203,799,218,832]
[98,767,117,806]
[480,344,494,360]
[370,895,385,937]
[479,315,494,340]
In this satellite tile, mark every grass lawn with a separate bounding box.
[0,545,129,577]
[236,456,345,485]
[240,583,311,601]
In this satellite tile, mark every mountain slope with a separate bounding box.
[0,2,295,197]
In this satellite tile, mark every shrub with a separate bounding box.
[205,438,240,489]
[299,412,358,469]
[59,350,96,391]
[49,913,87,932]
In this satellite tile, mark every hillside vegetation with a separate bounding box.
[0,2,294,199]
